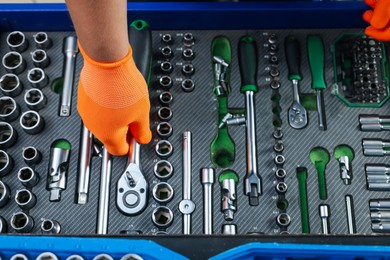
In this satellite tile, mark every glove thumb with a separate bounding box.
[130,119,152,145]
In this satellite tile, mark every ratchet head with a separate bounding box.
[288,101,308,129]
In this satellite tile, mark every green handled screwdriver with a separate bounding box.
[307,35,327,130]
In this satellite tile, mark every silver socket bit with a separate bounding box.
[66,255,84,260]
[359,114,390,125]
[24,88,47,111]
[152,182,174,203]
[159,91,173,105]
[31,49,50,68]
[183,33,195,46]
[0,216,7,233]
[181,78,195,92]
[0,150,13,177]
[182,48,195,61]
[27,68,49,88]
[360,123,390,131]
[0,73,23,97]
[92,255,112,260]
[2,51,26,74]
[36,252,59,260]
[222,224,237,235]
[182,63,195,76]
[221,178,237,221]
[160,61,173,74]
[0,122,17,149]
[10,212,34,233]
[276,213,291,228]
[157,106,172,121]
[339,155,352,185]
[0,96,20,122]
[33,32,52,49]
[201,167,215,235]
[363,149,390,156]
[372,222,390,233]
[274,154,285,165]
[370,200,390,210]
[273,127,283,139]
[363,139,390,149]
[10,254,28,260]
[152,206,174,228]
[20,110,45,135]
[370,211,390,221]
[275,182,288,194]
[41,218,61,234]
[7,31,28,52]
[273,140,284,153]
[159,75,173,90]
[365,164,390,175]
[275,168,286,179]
[155,140,173,158]
[367,183,390,191]
[18,166,39,188]
[161,34,172,45]
[47,146,70,202]
[226,116,246,126]
[154,160,174,180]
[161,46,173,59]
[0,180,11,208]
[120,254,142,260]
[319,204,330,234]
[366,175,390,183]
[22,146,42,166]
[156,122,173,138]
[15,189,37,210]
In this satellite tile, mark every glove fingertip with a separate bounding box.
[365,0,377,9]
[134,129,152,145]
[363,10,374,24]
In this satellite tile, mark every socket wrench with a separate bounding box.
[0,180,11,208]
[15,189,37,210]
[0,96,20,122]
[33,32,52,49]
[201,167,215,234]
[10,212,34,233]
[152,206,173,228]
[97,147,112,234]
[60,36,78,117]
[179,131,195,234]
[152,182,174,203]
[31,49,50,68]
[18,166,39,188]
[2,51,26,74]
[0,73,23,97]
[22,146,42,166]
[0,122,17,149]
[77,124,93,204]
[0,150,13,177]
[24,88,47,111]
[41,219,61,234]
[27,68,49,88]
[7,31,28,52]
[154,160,174,180]
[20,110,45,135]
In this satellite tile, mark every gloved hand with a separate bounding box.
[77,44,152,156]
[363,0,390,41]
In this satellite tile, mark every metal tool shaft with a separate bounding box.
[316,90,326,130]
[77,124,93,204]
[97,148,112,234]
[128,138,140,166]
[345,195,356,234]
[201,168,215,234]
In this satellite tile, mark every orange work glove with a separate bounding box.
[363,0,390,41]
[77,44,152,156]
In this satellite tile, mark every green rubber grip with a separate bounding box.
[307,35,326,90]
[284,35,302,81]
[296,167,310,234]
[238,36,258,93]
[129,20,152,82]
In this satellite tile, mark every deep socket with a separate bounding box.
[0,216,7,233]
[274,154,285,165]
[159,91,173,105]
[0,97,20,122]
[24,88,47,111]
[22,146,42,166]
[160,61,173,74]
[31,49,50,68]
[181,79,195,92]
[33,32,52,49]
[269,66,280,77]
[152,206,174,228]
[156,122,173,138]
[2,52,26,74]
[182,64,195,76]
[161,46,173,59]
[6,31,28,52]
[221,224,237,235]
[159,75,173,90]
[41,219,61,234]
[276,213,291,228]
[15,189,37,210]
[273,127,283,139]
[201,167,215,234]
[0,73,23,97]
[155,140,173,158]
[20,110,45,135]
[275,182,288,194]
[18,166,39,188]
[319,204,330,234]
[268,33,278,44]
[273,140,284,152]
[152,182,174,203]
[0,180,11,208]
[0,122,18,149]
[183,33,195,46]
[157,107,173,121]
[270,80,280,90]
[154,160,174,180]
[370,199,390,210]
[161,34,172,44]
[182,48,195,60]
[370,211,390,221]
[372,222,390,233]
[270,55,279,64]
[27,68,49,88]
[0,150,13,177]
[275,168,286,179]
[10,212,34,233]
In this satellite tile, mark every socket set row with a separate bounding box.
[0,28,389,236]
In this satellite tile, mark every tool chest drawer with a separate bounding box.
[1,2,390,259]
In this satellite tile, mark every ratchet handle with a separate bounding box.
[238,35,258,93]
[307,35,326,90]
[285,35,302,81]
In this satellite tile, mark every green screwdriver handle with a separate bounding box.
[284,35,302,81]
[307,35,326,90]
[238,36,258,93]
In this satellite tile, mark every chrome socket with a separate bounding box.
[120,254,143,260]
[0,150,13,177]
[93,255,113,260]
[160,61,173,74]
[41,218,61,234]
[0,122,17,149]
[0,180,11,208]
[183,33,195,46]
[6,31,28,52]
[0,74,23,97]
[159,91,173,105]
[66,255,84,260]
[274,154,285,165]
[33,32,52,49]
[0,216,7,233]
[31,49,50,68]
[0,97,20,122]
[154,160,174,180]
[22,146,42,166]
[269,66,280,77]
[27,68,49,88]
[10,254,28,260]
[36,252,59,260]
[159,75,173,90]
[20,110,45,135]
[273,140,284,153]
[182,48,195,61]
[152,206,174,228]
[182,63,195,76]
[18,166,39,188]
[161,34,173,45]
[155,140,173,158]
[156,122,173,138]
[270,79,281,90]
[2,51,26,74]
[181,78,195,92]
[275,182,288,194]
[276,213,291,228]
[273,127,283,139]
[161,46,173,59]
[152,182,174,203]
[15,189,37,210]
[157,107,172,121]
[270,55,279,65]
[24,88,47,111]
[275,168,286,180]
[222,224,237,235]
[10,212,34,233]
